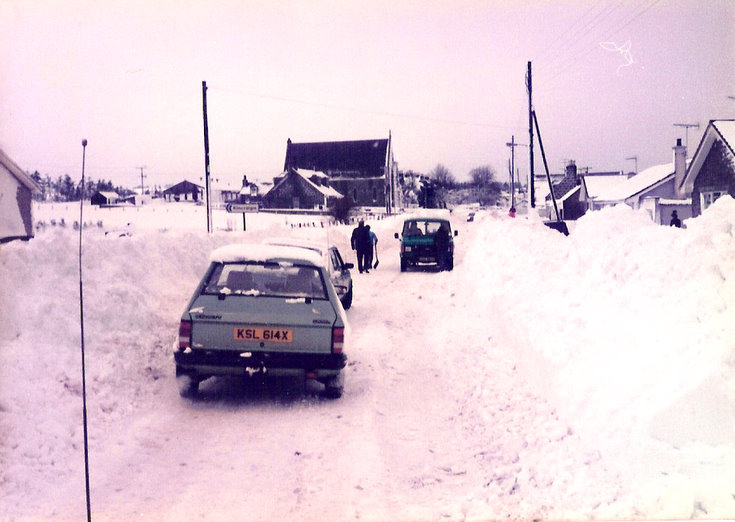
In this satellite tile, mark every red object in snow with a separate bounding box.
[509,207,516,218]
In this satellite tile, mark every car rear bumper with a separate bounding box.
[174,348,347,378]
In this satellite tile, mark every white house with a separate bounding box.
[589,140,691,225]
[679,119,735,217]
[0,148,41,243]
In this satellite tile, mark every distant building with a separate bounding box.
[162,180,204,202]
[680,119,735,217]
[238,175,263,204]
[262,168,343,210]
[91,191,122,206]
[545,161,589,220]
[281,135,397,211]
[589,140,692,225]
[0,148,41,242]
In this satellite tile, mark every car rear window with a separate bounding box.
[203,262,327,300]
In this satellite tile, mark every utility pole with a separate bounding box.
[673,123,699,152]
[506,135,519,210]
[202,81,212,233]
[136,166,147,195]
[625,155,637,175]
[527,61,535,208]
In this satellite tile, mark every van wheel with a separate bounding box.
[447,256,454,271]
[400,259,407,272]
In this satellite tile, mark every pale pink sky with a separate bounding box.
[1,0,733,188]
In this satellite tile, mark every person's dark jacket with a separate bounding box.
[351,224,372,251]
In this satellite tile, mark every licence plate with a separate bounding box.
[233,327,293,342]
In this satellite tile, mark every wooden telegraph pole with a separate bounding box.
[202,81,212,233]
[527,61,535,208]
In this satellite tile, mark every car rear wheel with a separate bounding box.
[341,284,353,310]
[176,372,200,398]
[322,372,344,399]
[400,259,407,272]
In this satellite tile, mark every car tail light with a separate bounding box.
[178,320,192,351]
[331,327,344,354]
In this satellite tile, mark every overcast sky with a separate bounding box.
[1,0,733,189]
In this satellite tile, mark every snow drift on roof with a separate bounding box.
[209,243,324,266]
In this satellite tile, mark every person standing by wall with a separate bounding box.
[670,210,681,228]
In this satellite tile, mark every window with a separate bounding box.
[701,190,723,211]
[203,262,327,299]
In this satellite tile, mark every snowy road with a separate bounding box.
[2,201,735,520]
[44,215,614,520]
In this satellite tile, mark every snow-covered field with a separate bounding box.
[1,198,734,521]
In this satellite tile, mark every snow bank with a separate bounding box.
[1,199,734,519]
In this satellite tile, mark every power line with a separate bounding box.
[542,0,626,72]
[208,85,524,132]
[542,0,662,85]
[532,1,606,64]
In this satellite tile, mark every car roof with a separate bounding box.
[404,217,451,223]
[209,243,324,267]
[263,237,329,256]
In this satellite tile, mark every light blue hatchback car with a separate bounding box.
[174,244,348,398]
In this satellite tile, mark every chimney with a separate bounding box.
[673,138,687,197]
[565,160,577,181]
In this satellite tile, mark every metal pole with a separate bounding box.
[78,139,92,522]
[202,81,212,233]
[510,135,515,209]
[533,111,561,222]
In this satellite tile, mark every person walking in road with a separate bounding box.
[365,225,378,270]
[351,220,372,273]
[434,221,451,271]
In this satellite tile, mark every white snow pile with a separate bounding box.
[1,197,734,520]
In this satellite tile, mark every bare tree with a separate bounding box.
[430,164,456,188]
[469,165,501,206]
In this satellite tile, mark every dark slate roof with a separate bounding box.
[547,175,581,200]
[284,138,389,177]
[163,180,203,194]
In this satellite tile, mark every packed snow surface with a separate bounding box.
[1,198,734,520]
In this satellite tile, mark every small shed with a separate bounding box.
[0,148,42,243]
[91,191,121,206]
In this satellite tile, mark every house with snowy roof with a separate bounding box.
[588,139,691,225]
[162,180,204,202]
[261,168,343,210]
[679,119,735,217]
[281,135,397,210]
[0,148,42,243]
[90,190,122,206]
[544,161,589,220]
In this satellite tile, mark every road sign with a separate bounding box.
[226,203,259,213]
